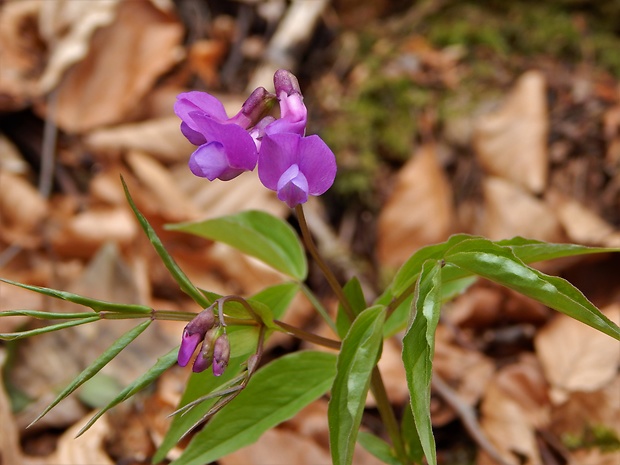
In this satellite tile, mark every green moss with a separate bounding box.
[563,424,620,452]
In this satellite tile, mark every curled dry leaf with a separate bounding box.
[474,70,549,194]
[478,354,550,465]
[534,305,620,402]
[432,325,495,426]
[377,144,455,269]
[47,0,184,133]
[50,207,137,258]
[0,171,48,248]
[556,198,620,247]
[482,177,563,242]
[85,117,194,163]
[47,413,113,465]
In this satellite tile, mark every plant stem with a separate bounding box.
[300,282,338,335]
[385,280,418,319]
[295,205,356,321]
[296,204,409,463]
[370,367,410,464]
[273,320,340,350]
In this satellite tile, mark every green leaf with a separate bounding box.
[357,431,400,465]
[0,310,101,320]
[328,305,386,465]
[444,238,620,340]
[0,279,152,314]
[335,277,367,339]
[0,316,101,340]
[402,260,442,465]
[77,346,179,437]
[167,210,307,280]
[153,355,246,464]
[121,177,210,308]
[28,320,151,426]
[498,236,620,262]
[170,351,337,465]
[401,399,424,464]
[251,282,300,320]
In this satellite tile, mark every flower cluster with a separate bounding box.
[178,308,230,376]
[174,70,336,208]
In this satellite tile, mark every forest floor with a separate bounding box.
[0,1,619,464]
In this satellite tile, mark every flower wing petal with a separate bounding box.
[297,135,337,195]
[258,133,301,190]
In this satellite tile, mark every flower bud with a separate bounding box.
[229,87,277,129]
[178,309,215,367]
[212,333,230,377]
[266,70,307,136]
[273,69,301,97]
[192,327,220,373]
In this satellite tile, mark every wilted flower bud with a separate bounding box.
[192,327,220,373]
[178,309,215,367]
[212,333,230,377]
[230,87,277,130]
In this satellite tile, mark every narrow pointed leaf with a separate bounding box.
[498,236,620,262]
[0,279,151,314]
[167,210,307,280]
[0,310,102,320]
[121,177,210,308]
[402,260,442,465]
[170,351,337,465]
[357,432,400,465]
[335,277,367,338]
[445,238,620,340]
[0,316,101,340]
[77,346,179,437]
[29,320,151,426]
[329,305,386,465]
[153,355,246,463]
[401,398,425,464]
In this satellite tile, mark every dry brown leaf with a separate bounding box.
[85,117,194,163]
[570,449,620,465]
[474,70,548,193]
[50,207,137,258]
[432,325,495,426]
[47,0,183,133]
[47,413,113,465]
[556,198,620,247]
[0,134,30,174]
[377,144,455,269]
[126,150,199,222]
[478,354,550,465]
[482,177,563,241]
[534,305,620,402]
[188,39,229,88]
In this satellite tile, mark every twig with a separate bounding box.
[431,374,513,465]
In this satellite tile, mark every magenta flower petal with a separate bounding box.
[189,142,246,181]
[265,93,307,136]
[175,91,229,123]
[258,133,301,190]
[178,330,202,367]
[297,135,337,195]
[276,164,309,208]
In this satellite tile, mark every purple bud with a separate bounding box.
[212,334,230,377]
[273,69,301,96]
[229,87,276,129]
[192,327,220,373]
[178,309,215,367]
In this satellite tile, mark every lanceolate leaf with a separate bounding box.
[170,351,337,465]
[0,316,101,341]
[357,431,400,465]
[498,236,620,263]
[402,260,442,465]
[121,177,210,309]
[0,310,102,320]
[445,238,620,340]
[77,346,179,437]
[329,305,386,465]
[0,279,152,314]
[167,210,307,280]
[28,320,151,427]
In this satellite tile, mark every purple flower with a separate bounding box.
[178,309,215,367]
[175,88,275,182]
[265,69,307,136]
[192,327,220,373]
[258,133,336,208]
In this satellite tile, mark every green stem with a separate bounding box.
[385,280,418,319]
[300,282,338,335]
[370,367,410,464]
[295,205,356,321]
[273,320,340,350]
